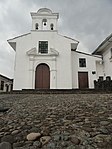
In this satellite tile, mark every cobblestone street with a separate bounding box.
[0,93,112,149]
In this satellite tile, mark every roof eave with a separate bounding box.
[7,41,16,51]
[92,33,112,55]
[7,33,31,51]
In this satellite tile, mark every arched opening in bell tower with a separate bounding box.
[50,23,54,30]
[42,18,47,30]
[35,23,39,30]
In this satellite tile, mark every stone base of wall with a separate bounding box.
[1,89,112,94]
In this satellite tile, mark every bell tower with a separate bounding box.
[31,8,59,31]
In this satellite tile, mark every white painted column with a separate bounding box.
[50,57,57,89]
[29,56,35,89]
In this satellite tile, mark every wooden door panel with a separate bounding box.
[36,65,43,89]
[78,72,89,89]
[43,65,50,88]
[35,64,50,89]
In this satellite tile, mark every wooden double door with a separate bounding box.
[78,72,89,89]
[35,64,50,89]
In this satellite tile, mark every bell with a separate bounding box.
[44,22,46,26]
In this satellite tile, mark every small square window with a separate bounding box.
[39,41,48,54]
[79,58,86,67]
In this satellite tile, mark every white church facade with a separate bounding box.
[8,8,111,90]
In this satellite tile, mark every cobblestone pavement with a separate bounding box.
[0,93,112,149]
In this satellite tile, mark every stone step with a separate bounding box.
[1,89,112,94]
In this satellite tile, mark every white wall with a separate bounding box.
[13,31,77,90]
[72,51,102,88]
[102,45,112,79]
[11,30,105,90]
[13,30,104,90]
[96,61,104,79]
[55,34,73,89]
[31,31,74,89]
[13,33,32,90]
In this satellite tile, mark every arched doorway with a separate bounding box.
[35,63,50,89]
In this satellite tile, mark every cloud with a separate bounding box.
[0,0,112,77]
[56,0,112,51]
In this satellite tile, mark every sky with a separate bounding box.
[0,0,112,78]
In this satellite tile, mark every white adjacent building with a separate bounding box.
[8,8,106,90]
[0,74,13,92]
[92,33,112,81]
